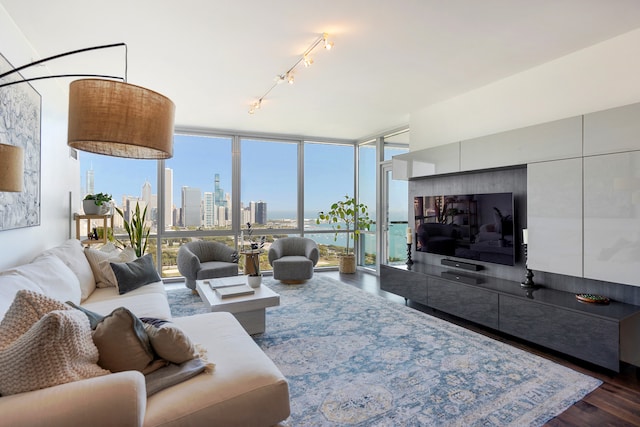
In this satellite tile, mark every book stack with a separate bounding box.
[209,280,255,299]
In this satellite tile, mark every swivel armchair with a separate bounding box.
[177,241,239,290]
[268,237,319,284]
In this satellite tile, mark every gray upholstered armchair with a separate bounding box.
[177,241,240,290]
[268,237,319,284]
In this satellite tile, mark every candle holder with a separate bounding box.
[521,243,535,288]
[406,243,414,267]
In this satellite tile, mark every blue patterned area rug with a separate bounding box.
[167,276,601,426]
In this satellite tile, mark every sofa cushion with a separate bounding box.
[0,309,108,396]
[0,256,81,320]
[92,307,157,373]
[82,281,172,321]
[0,290,70,348]
[142,318,196,364]
[144,312,290,427]
[85,246,136,288]
[34,239,96,302]
[111,254,162,295]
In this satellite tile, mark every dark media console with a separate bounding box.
[381,263,640,372]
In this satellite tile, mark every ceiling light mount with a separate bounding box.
[249,32,333,114]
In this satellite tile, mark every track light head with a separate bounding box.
[249,32,333,114]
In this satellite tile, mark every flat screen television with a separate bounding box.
[414,192,515,266]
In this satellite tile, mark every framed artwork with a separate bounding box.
[0,52,41,230]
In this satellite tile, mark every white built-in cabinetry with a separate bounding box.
[584,151,640,286]
[584,103,640,156]
[392,142,459,180]
[527,158,583,277]
[460,116,582,171]
[396,101,640,287]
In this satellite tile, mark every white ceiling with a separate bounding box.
[2,0,640,141]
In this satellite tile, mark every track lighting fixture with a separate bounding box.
[248,32,333,114]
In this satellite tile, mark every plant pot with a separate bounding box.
[247,274,262,288]
[339,254,356,274]
[83,199,109,215]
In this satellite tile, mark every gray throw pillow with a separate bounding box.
[111,254,162,295]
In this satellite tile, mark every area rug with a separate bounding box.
[167,276,601,426]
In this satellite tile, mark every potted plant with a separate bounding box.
[115,202,150,257]
[316,195,373,273]
[83,192,112,215]
[244,223,265,287]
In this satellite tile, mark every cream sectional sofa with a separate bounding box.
[0,239,290,427]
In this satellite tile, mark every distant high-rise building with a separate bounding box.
[241,207,251,225]
[203,192,214,227]
[249,201,256,224]
[217,206,227,226]
[255,201,267,224]
[85,168,94,197]
[175,207,182,227]
[120,196,145,223]
[165,168,173,227]
[142,180,152,204]
[181,186,201,227]
[213,173,229,226]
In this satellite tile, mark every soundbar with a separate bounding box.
[441,271,483,285]
[441,258,483,271]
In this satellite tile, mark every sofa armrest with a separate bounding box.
[0,371,147,427]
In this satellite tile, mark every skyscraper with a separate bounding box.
[213,173,228,226]
[165,168,173,227]
[249,201,256,224]
[141,180,152,204]
[203,192,214,227]
[181,186,201,227]
[85,167,94,196]
[255,201,267,224]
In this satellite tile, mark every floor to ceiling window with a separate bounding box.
[358,140,378,268]
[303,142,355,267]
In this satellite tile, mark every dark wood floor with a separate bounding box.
[319,270,640,426]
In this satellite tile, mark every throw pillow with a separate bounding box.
[141,318,197,364]
[66,301,104,329]
[85,246,136,288]
[92,307,157,373]
[111,254,162,295]
[33,239,97,302]
[0,309,109,396]
[0,290,69,349]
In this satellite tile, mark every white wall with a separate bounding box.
[0,6,80,269]
[410,28,640,150]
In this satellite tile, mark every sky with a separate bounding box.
[79,134,407,219]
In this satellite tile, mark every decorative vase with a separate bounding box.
[247,274,262,288]
[339,254,356,274]
[83,199,109,215]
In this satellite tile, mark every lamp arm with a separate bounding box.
[0,74,124,89]
[0,42,127,87]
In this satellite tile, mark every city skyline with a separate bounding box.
[79,134,408,223]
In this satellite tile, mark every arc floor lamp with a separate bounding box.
[0,43,175,192]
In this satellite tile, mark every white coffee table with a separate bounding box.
[195,277,280,335]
